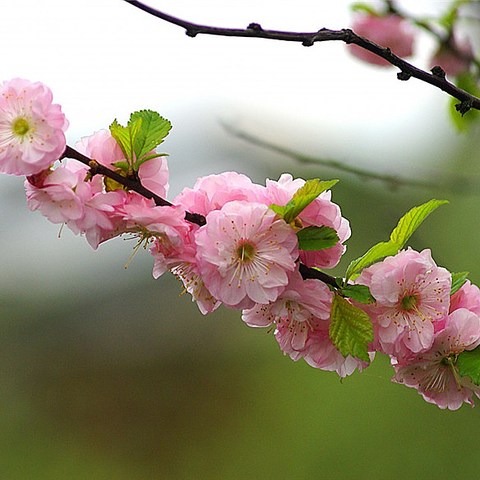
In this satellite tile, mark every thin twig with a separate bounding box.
[125,1,480,114]
[61,146,206,226]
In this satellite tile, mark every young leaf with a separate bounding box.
[341,284,376,304]
[283,179,338,224]
[110,119,133,161]
[345,199,448,280]
[270,179,338,224]
[130,110,172,167]
[457,346,480,386]
[389,199,449,247]
[329,293,373,362]
[451,271,469,296]
[296,226,339,251]
[345,241,399,281]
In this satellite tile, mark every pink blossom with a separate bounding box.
[0,78,68,176]
[242,271,367,376]
[430,37,474,77]
[393,308,480,410]
[262,174,350,269]
[174,171,264,216]
[25,162,88,224]
[195,200,298,309]
[450,280,480,317]
[348,15,415,66]
[356,248,451,358]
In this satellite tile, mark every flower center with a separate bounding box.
[12,117,31,136]
[236,240,256,263]
[401,293,418,311]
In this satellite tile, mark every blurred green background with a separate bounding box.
[2,1,480,479]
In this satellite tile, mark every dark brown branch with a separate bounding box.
[125,1,480,113]
[61,146,206,226]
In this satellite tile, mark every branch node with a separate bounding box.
[302,37,314,47]
[185,28,198,38]
[247,22,263,31]
[431,65,446,79]
[342,28,355,44]
[397,71,412,81]
[455,100,473,116]
[88,159,100,175]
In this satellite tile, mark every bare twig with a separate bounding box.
[125,1,480,114]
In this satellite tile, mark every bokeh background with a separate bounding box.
[1,1,480,478]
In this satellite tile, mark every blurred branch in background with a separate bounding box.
[223,122,480,194]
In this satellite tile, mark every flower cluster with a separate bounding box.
[2,78,480,410]
[356,250,480,409]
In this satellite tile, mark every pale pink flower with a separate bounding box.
[262,174,350,269]
[348,14,415,66]
[242,271,365,376]
[0,78,68,175]
[242,270,332,345]
[450,280,480,317]
[195,200,298,310]
[303,324,372,378]
[25,162,88,224]
[356,248,451,358]
[430,36,474,77]
[171,261,221,315]
[174,171,265,216]
[393,308,480,410]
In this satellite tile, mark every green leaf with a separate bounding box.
[130,110,172,168]
[350,2,379,15]
[296,226,339,251]
[451,271,469,295]
[109,110,172,170]
[389,199,448,247]
[109,119,134,162]
[329,293,373,362]
[345,199,448,280]
[346,241,399,281]
[457,346,480,386]
[270,179,338,224]
[341,284,376,304]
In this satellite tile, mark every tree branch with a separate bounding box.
[125,1,480,114]
[61,146,206,226]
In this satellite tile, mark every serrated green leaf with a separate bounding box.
[341,284,376,304]
[109,119,132,162]
[346,199,448,280]
[345,241,399,281]
[283,179,338,224]
[296,226,339,251]
[130,110,172,168]
[329,293,373,362]
[457,346,480,386]
[451,271,469,295]
[270,179,338,225]
[389,199,448,246]
[269,204,287,218]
